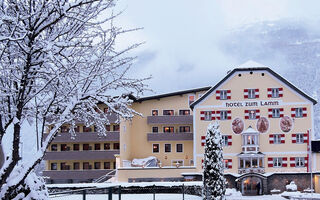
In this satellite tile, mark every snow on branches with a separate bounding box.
[0,0,148,199]
[203,122,226,200]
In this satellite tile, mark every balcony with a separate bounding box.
[44,150,119,160]
[147,115,193,124]
[147,132,193,141]
[42,169,115,180]
[238,168,265,174]
[44,131,119,143]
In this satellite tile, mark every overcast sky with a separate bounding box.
[111,0,320,96]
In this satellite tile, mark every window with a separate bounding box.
[104,143,110,150]
[51,144,57,151]
[61,144,69,151]
[272,108,280,118]
[74,126,80,132]
[204,111,212,121]
[73,162,80,170]
[220,90,228,100]
[113,124,120,131]
[152,127,158,133]
[94,143,101,150]
[163,126,174,133]
[248,110,256,119]
[106,125,111,132]
[296,133,304,144]
[60,163,69,170]
[73,144,79,151]
[152,110,158,116]
[273,158,282,167]
[179,126,190,133]
[295,157,305,167]
[188,95,195,105]
[83,144,90,151]
[163,110,174,116]
[94,162,101,169]
[83,126,92,132]
[179,109,190,115]
[222,136,229,146]
[223,159,229,169]
[83,162,90,170]
[248,89,256,99]
[153,144,159,153]
[51,163,57,170]
[295,108,303,118]
[104,162,110,169]
[172,160,184,167]
[272,88,279,98]
[220,111,228,120]
[104,107,108,113]
[273,134,281,144]
[61,126,69,133]
[113,143,120,150]
[176,144,183,153]
[165,144,171,153]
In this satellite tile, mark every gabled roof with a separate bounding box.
[190,67,317,109]
[134,86,211,102]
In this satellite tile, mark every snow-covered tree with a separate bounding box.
[0,0,148,199]
[203,122,226,200]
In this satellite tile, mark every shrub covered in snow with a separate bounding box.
[286,181,297,191]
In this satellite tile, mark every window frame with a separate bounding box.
[220,90,228,100]
[163,126,174,133]
[248,110,257,120]
[272,108,280,118]
[163,110,174,116]
[73,144,80,151]
[179,126,191,133]
[151,109,158,116]
[188,95,195,106]
[152,127,158,133]
[295,108,303,118]
[273,134,282,144]
[273,157,283,167]
[171,160,184,167]
[295,157,305,167]
[164,143,171,153]
[222,135,229,146]
[73,162,80,170]
[51,163,57,170]
[176,143,183,153]
[271,88,279,98]
[179,109,191,116]
[152,143,160,153]
[296,133,304,144]
[248,89,256,99]
[220,110,228,120]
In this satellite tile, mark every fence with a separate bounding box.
[49,184,202,200]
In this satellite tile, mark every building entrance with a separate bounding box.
[241,176,262,196]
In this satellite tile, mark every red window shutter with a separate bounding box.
[227,135,232,146]
[292,134,297,143]
[256,109,260,119]
[305,157,308,167]
[267,88,272,98]
[269,134,274,144]
[279,88,283,97]
[228,159,232,169]
[281,134,285,144]
[227,90,231,99]
[268,108,273,118]
[268,157,273,167]
[201,136,205,146]
[290,157,296,167]
[216,90,220,100]
[255,89,260,98]
[227,110,232,120]
[202,159,204,169]
[303,133,308,143]
[282,157,288,167]
[244,110,249,119]
[244,89,249,99]
[200,111,205,120]
[303,107,307,117]
[211,111,215,120]
[279,108,284,118]
[291,108,296,117]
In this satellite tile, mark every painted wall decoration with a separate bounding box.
[257,117,269,133]
[232,118,244,134]
[280,116,293,133]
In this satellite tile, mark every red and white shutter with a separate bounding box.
[216,111,221,120]
[244,110,249,119]
[227,90,231,99]
[255,89,260,98]
[302,107,307,117]
[202,159,204,169]
[201,136,206,146]
[291,108,296,118]
[227,135,232,146]
[244,89,249,99]
[256,109,260,119]
[304,157,308,167]
[216,90,221,100]
[279,88,283,97]
[227,110,232,120]
[200,111,205,120]
[292,134,297,143]
[211,111,215,120]
[290,157,296,167]
[281,134,285,144]
[268,157,273,167]
[303,133,308,143]
[269,134,274,144]
[268,108,273,118]
[282,157,288,167]
[279,108,284,117]
[267,88,272,98]
[227,159,232,169]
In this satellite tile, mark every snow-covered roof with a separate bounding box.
[238,60,268,68]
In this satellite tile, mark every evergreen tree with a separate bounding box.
[203,122,226,200]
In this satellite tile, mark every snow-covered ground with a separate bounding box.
[50,194,202,200]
